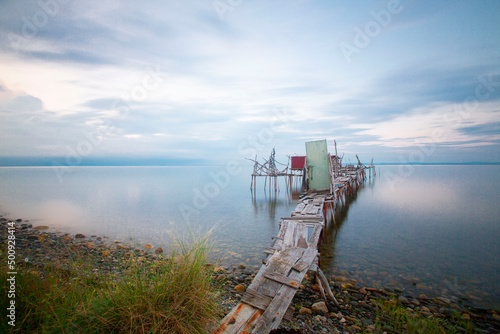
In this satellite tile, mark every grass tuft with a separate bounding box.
[1,232,218,334]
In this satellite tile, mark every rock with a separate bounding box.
[311,284,321,292]
[398,296,408,304]
[238,264,246,269]
[34,225,49,230]
[144,244,153,249]
[86,242,95,249]
[234,284,245,292]
[116,244,125,249]
[313,315,327,322]
[299,307,312,315]
[333,275,350,282]
[461,313,471,320]
[359,287,367,294]
[101,250,111,256]
[339,317,346,324]
[216,274,227,281]
[75,233,85,238]
[312,301,328,314]
[155,247,163,253]
[62,236,72,241]
[435,297,451,305]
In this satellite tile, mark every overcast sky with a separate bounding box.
[0,0,499,165]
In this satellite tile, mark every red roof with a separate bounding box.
[291,156,306,170]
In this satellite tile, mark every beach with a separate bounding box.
[2,217,499,333]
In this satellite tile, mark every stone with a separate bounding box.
[155,247,163,253]
[311,284,321,292]
[299,307,312,315]
[86,242,95,249]
[461,313,471,320]
[333,275,349,282]
[238,264,246,269]
[313,315,327,322]
[398,296,408,304]
[359,287,367,294]
[339,317,346,324]
[62,236,72,241]
[435,297,451,305]
[75,233,85,238]
[234,284,245,292]
[144,244,153,249]
[101,250,111,256]
[116,244,125,249]
[34,226,49,230]
[312,301,328,314]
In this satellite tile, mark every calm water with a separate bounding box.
[0,165,498,308]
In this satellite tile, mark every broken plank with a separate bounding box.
[212,303,259,334]
[292,247,318,272]
[263,272,301,289]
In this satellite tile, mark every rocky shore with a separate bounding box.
[1,217,499,334]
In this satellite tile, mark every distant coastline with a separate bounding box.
[0,157,499,167]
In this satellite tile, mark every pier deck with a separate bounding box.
[213,167,368,334]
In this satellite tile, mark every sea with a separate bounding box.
[0,164,498,309]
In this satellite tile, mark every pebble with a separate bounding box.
[299,307,312,315]
[234,284,245,292]
[155,247,163,253]
[311,301,328,314]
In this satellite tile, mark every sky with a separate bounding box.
[0,0,499,166]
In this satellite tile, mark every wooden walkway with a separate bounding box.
[213,167,369,334]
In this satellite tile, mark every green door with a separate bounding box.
[305,139,330,190]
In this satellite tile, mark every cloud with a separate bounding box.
[352,100,500,148]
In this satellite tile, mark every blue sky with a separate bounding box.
[0,0,499,165]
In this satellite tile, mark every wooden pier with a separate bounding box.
[213,140,373,334]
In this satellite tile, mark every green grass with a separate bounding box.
[373,298,476,334]
[1,233,218,334]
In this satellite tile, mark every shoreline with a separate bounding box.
[1,217,499,333]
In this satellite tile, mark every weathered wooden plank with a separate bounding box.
[212,303,259,334]
[281,221,298,247]
[317,268,340,307]
[292,247,318,272]
[240,289,294,322]
[308,224,323,247]
[282,215,323,220]
[263,273,300,289]
[252,262,311,333]
[253,247,305,298]
[295,223,308,248]
[294,202,306,213]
